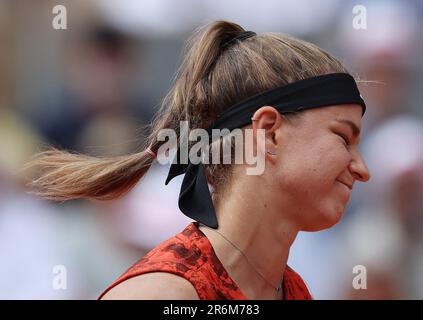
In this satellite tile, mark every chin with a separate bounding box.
[302,204,345,232]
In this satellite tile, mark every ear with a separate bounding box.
[251,106,283,163]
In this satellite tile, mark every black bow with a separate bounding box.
[165,146,218,228]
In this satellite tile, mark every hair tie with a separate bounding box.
[145,147,157,160]
[222,31,256,49]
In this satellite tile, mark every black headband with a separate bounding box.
[165,73,366,229]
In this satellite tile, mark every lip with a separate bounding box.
[337,180,353,190]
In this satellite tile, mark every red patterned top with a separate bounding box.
[98,222,312,300]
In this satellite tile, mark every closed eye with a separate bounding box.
[336,133,351,146]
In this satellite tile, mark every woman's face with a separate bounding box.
[260,104,370,231]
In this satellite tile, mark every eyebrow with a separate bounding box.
[335,119,361,138]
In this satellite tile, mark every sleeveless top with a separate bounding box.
[98,222,312,300]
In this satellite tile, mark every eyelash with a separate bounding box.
[337,133,351,146]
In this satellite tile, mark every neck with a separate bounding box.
[199,183,299,300]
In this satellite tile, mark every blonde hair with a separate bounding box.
[22,20,351,203]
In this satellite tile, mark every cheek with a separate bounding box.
[280,138,351,190]
[302,145,352,230]
[316,144,351,182]
[274,138,351,230]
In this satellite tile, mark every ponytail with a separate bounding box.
[22,147,155,201]
[21,20,248,202]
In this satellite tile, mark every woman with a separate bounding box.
[25,20,370,300]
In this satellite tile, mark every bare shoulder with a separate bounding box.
[101,272,200,300]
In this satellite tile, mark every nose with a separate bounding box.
[349,151,371,182]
